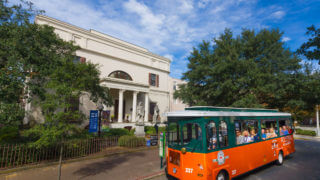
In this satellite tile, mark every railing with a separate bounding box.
[0,137,119,170]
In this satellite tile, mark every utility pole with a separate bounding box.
[316,105,319,136]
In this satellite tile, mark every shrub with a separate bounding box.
[295,128,317,136]
[0,126,20,143]
[118,135,146,148]
[103,128,131,137]
[145,126,156,135]
[144,126,167,135]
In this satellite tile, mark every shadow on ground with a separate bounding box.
[73,151,146,179]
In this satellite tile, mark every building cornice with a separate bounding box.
[101,77,149,87]
[35,15,171,64]
[79,48,170,73]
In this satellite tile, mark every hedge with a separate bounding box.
[102,128,134,137]
[144,126,166,135]
[295,128,317,136]
[118,135,146,148]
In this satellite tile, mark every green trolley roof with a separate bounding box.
[166,106,290,117]
[185,106,279,112]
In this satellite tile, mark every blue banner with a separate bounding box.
[89,110,99,133]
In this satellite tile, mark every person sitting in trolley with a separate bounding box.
[250,129,259,142]
[236,130,244,144]
[267,128,277,139]
[279,127,283,135]
[208,136,217,150]
[282,126,289,135]
[261,129,267,140]
[242,130,252,143]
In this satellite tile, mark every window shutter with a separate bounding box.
[149,73,151,85]
[80,57,86,63]
[156,74,159,87]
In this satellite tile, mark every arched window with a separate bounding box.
[108,71,133,81]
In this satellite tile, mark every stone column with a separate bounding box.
[132,91,138,123]
[144,93,149,123]
[118,89,125,123]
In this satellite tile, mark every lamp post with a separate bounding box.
[98,104,104,137]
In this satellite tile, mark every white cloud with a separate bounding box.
[270,10,285,19]
[282,36,291,42]
[178,0,194,14]
[123,0,165,31]
[28,0,288,78]
[164,54,174,61]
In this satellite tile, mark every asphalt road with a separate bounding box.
[154,139,320,180]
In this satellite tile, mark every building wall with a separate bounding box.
[34,15,171,125]
[169,77,189,111]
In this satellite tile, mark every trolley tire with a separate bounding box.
[216,170,229,180]
[276,151,284,165]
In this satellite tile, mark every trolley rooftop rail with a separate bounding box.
[166,106,291,117]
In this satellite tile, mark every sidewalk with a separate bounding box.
[0,148,163,180]
[294,134,320,141]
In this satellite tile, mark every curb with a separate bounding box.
[136,170,165,180]
[294,134,320,142]
[0,146,157,176]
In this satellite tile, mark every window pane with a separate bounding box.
[219,121,228,147]
[207,121,217,150]
[168,122,180,145]
[150,73,156,86]
[183,123,202,145]
[279,119,291,136]
[235,120,258,145]
[109,71,132,81]
[261,120,278,139]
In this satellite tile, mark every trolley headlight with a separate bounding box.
[181,147,187,154]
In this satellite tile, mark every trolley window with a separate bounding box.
[207,121,217,150]
[219,121,228,148]
[182,123,202,151]
[168,122,180,146]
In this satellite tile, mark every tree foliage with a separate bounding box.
[175,28,320,121]
[297,25,320,64]
[0,0,112,146]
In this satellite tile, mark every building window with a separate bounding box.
[149,73,159,87]
[173,81,177,90]
[108,71,133,81]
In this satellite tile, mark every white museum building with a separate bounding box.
[32,15,187,128]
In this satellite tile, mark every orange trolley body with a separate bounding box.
[165,106,295,180]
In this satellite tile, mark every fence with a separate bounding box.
[0,137,120,170]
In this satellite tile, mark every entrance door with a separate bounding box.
[114,100,126,122]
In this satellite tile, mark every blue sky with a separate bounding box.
[25,0,320,78]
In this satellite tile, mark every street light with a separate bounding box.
[98,104,104,137]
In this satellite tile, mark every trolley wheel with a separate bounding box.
[276,151,284,165]
[216,170,229,180]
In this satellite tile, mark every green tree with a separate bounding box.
[175,28,301,111]
[297,25,320,64]
[0,0,112,146]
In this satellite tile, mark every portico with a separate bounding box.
[101,77,152,128]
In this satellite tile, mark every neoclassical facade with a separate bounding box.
[34,15,182,128]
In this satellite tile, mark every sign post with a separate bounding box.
[89,110,99,133]
[316,105,319,136]
[159,132,165,169]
